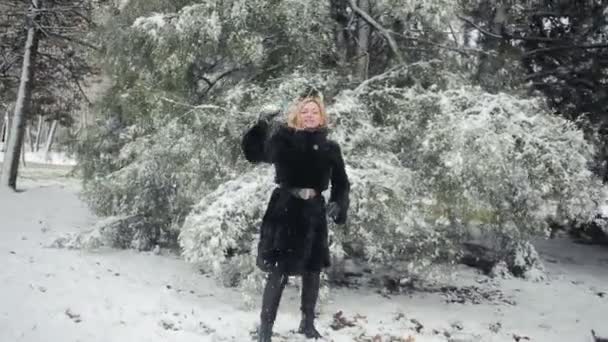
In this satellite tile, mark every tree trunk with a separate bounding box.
[25,123,34,152]
[0,118,5,149]
[34,114,43,152]
[21,139,26,167]
[475,2,508,90]
[356,0,370,80]
[330,0,349,68]
[0,1,41,190]
[2,110,11,152]
[44,120,58,154]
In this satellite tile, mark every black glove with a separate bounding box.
[258,110,281,123]
[326,202,340,222]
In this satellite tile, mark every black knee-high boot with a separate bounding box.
[298,271,322,339]
[259,271,288,342]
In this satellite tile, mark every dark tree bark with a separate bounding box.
[1,110,9,152]
[330,0,349,68]
[1,0,41,190]
[474,2,509,91]
[355,0,370,80]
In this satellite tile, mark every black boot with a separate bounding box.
[259,271,288,342]
[258,322,272,342]
[297,271,322,339]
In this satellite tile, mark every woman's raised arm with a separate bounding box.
[242,110,283,164]
[242,120,273,163]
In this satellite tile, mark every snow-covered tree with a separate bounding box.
[180,62,601,287]
[79,0,603,290]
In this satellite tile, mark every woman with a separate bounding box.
[241,91,350,341]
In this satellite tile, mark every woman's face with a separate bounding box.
[299,101,322,129]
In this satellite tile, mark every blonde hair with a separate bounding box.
[287,96,328,129]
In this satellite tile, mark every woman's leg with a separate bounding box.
[298,271,322,339]
[259,270,288,342]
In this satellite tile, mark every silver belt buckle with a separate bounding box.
[298,188,314,200]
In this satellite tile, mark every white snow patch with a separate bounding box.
[0,150,76,166]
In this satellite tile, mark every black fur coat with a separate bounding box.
[241,120,350,274]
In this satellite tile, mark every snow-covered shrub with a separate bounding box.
[506,241,545,281]
[329,63,601,267]
[49,215,145,250]
[79,96,253,248]
[180,169,274,281]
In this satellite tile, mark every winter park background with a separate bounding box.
[1,0,608,341]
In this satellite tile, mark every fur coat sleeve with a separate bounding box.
[328,142,350,224]
[241,120,277,164]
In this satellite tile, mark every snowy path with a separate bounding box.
[1,170,607,342]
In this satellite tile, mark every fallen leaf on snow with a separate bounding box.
[65,309,82,323]
[330,310,357,330]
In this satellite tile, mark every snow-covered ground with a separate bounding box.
[0,151,77,166]
[1,166,607,342]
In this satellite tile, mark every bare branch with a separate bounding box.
[524,66,574,81]
[66,67,91,105]
[0,55,21,73]
[198,67,242,100]
[457,14,567,43]
[199,76,212,87]
[37,51,63,63]
[524,43,608,57]
[213,68,240,84]
[355,63,407,91]
[391,32,496,57]
[38,25,99,51]
[0,75,20,81]
[448,23,459,45]
[68,8,94,27]
[347,0,404,64]
[457,15,502,39]
[33,6,84,13]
